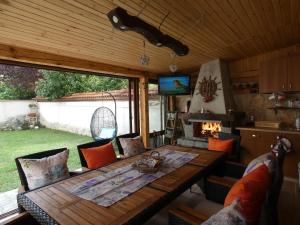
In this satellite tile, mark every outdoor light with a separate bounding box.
[107,7,189,56]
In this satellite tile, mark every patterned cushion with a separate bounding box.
[119,136,145,157]
[243,152,275,177]
[202,199,246,225]
[19,150,70,190]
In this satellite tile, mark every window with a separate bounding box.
[148,83,165,132]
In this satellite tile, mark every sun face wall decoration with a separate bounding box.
[197,74,221,103]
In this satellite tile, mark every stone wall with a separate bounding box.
[234,93,300,126]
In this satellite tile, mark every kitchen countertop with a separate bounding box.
[236,126,300,135]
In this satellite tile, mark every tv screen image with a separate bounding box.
[158,75,190,95]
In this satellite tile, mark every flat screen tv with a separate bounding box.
[158,75,190,95]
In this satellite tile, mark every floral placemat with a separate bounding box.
[70,149,198,207]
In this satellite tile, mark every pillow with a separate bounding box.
[19,150,70,190]
[202,199,246,225]
[243,152,275,177]
[224,164,271,225]
[81,142,117,169]
[208,137,234,153]
[98,128,116,139]
[119,136,145,157]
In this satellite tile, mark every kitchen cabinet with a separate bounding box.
[239,128,300,178]
[287,53,300,91]
[260,53,300,93]
[260,56,287,93]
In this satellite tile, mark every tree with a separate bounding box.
[0,81,35,100]
[35,70,128,100]
[0,64,39,99]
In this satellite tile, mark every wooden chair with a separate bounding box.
[77,138,112,168]
[15,148,70,192]
[169,142,286,225]
[149,130,165,149]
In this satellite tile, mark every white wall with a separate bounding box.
[0,100,34,123]
[38,100,163,136]
[0,100,163,136]
[189,59,231,114]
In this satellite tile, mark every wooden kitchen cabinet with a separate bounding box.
[260,53,300,93]
[239,128,300,178]
[260,56,287,93]
[240,130,277,164]
[287,53,300,92]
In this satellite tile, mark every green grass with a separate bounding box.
[0,128,92,192]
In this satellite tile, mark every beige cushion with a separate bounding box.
[119,136,145,157]
[19,150,70,189]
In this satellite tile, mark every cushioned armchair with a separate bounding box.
[15,148,75,192]
[169,142,286,225]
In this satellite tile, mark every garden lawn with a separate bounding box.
[0,128,92,193]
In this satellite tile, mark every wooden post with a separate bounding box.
[140,76,150,148]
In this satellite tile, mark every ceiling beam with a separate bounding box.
[0,43,148,78]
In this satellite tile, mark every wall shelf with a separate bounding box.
[267,106,300,114]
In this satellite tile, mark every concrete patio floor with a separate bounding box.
[0,189,18,216]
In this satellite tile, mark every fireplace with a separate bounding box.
[177,112,235,148]
[193,121,222,138]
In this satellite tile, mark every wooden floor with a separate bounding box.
[146,179,300,225]
[279,178,300,225]
[1,180,299,224]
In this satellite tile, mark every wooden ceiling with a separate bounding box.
[0,0,299,74]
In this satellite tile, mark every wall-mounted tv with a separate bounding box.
[158,74,191,95]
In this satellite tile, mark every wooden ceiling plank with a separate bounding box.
[226,0,263,53]
[194,0,242,45]
[247,0,275,51]
[290,0,300,42]
[260,0,284,48]
[0,43,147,77]
[13,0,172,56]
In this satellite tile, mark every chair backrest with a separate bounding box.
[149,130,165,149]
[77,139,112,168]
[218,132,241,161]
[260,141,286,225]
[115,133,140,155]
[15,148,68,191]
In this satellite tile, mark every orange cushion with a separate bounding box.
[81,142,117,169]
[208,137,234,153]
[224,164,271,225]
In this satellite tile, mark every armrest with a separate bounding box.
[18,185,25,194]
[169,205,209,225]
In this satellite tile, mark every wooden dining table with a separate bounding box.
[17,145,226,225]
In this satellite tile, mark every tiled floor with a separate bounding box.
[0,189,18,216]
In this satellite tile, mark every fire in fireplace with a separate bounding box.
[193,121,221,138]
[201,122,221,135]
